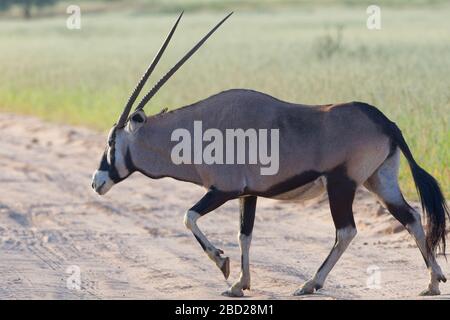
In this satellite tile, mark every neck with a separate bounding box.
[129,112,203,186]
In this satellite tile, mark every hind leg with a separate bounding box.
[364,150,446,295]
[294,166,357,295]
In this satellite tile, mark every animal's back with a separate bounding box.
[168,89,322,129]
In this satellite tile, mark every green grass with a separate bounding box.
[0,3,449,198]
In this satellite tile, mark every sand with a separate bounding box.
[0,113,448,299]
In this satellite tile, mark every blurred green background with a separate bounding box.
[0,0,449,197]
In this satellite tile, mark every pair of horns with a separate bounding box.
[116,11,233,128]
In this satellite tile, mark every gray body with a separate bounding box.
[91,13,448,297]
[92,89,448,297]
[129,89,388,195]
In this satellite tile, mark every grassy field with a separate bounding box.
[0,2,449,197]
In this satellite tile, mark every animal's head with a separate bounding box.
[91,11,232,195]
[92,111,147,195]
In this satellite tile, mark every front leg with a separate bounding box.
[184,188,235,279]
[223,196,257,297]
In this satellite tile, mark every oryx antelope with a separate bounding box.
[92,12,448,297]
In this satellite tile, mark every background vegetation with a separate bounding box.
[0,0,448,197]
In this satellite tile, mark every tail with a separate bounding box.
[389,122,449,256]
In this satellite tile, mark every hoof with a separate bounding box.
[419,288,441,296]
[222,280,250,297]
[293,287,314,296]
[293,280,321,296]
[219,257,230,280]
[222,287,244,297]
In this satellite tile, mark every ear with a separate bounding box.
[127,110,146,133]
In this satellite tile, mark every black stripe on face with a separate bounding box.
[108,148,136,184]
[99,150,110,171]
[105,127,124,183]
[108,149,122,183]
[97,127,121,183]
[98,126,136,184]
[97,148,119,183]
[124,147,136,173]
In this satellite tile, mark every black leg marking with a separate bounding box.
[385,202,430,268]
[190,187,237,216]
[240,196,257,236]
[385,201,416,226]
[185,187,237,279]
[189,188,235,252]
[315,166,356,276]
[239,196,256,285]
[223,196,257,297]
[315,231,338,285]
[326,165,357,229]
[295,165,357,295]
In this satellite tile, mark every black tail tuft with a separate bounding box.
[389,123,449,256]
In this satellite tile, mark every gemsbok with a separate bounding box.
[91,12,448,297]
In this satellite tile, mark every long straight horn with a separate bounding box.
[116,11,183,128]
[134,12,233,112]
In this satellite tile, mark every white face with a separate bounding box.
[91,126,132,195]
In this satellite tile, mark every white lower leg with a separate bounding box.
[227,233,252,296]
[184,210,228,273]
[406,215,445,295]
[314,226,357,285]
[295,226,356,295]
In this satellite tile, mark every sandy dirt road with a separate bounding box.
[0,113,448,299]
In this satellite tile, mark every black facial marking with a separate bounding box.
[124,147,136,173]
[99,151,110,171]
[107,128,121,183]
[98,126,136,184]
[108,147,136,184]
